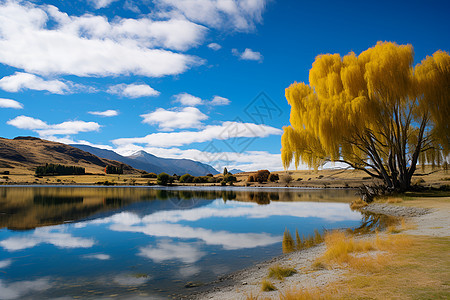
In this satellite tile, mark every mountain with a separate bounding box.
[71,145,219,176]
[229,169,245,174]
[0,137,137,173]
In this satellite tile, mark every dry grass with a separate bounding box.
[319,231,375,265]
[261,279,277,292]
[280,288,337,300]
[279,234,449,299]
[386,197,403,203]
[268,264,297,280]
[350,198,368,209]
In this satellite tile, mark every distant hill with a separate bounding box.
[71,145,219,176]
[0,136,137,174]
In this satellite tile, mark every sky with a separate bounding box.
[0,0,449,172]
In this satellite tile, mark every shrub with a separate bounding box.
[282,229,295,253]
[220,180,226,186]
[261,279,277,292]
[247,175,255,182]
[280,174,293,184]
[141,172,157,178]
[255,170,270,183]
[223,174,237,183]
[179,174,194,183]
[268,264,297,280]
[157,173,173,186]
[269,173,279,182]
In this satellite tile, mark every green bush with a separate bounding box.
[179,174,194,183]
[223,174,237,183]
[157,173,173,186]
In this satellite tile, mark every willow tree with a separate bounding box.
[281,42,449,192]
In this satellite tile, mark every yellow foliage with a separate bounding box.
[281,41,450,190]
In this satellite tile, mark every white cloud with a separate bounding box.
[155,0,268,31]
[138,240,205,264]
[173,92,203,106]
[112,121,282,147]
[0,228,95,251]
[0,72,69,94]
[141,107,208,131]
[90,0,118,9]
[88,110,119,117]
[83,254,111,260]
[0,98,23,109]
[7,115,101,137]
[173,93,230,106]
[0,279,51,300]
[7,116,47,130]
[107,84,160,98]
[0,1,204,77]
[207,42,222,50]
[210,95,230,105]
[232,48,263,61]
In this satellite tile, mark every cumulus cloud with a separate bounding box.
[232,48,263,61]
[155,0,268,31]
[0,1,204,77]
[112,121,282,147]
[207,42,222,50]
[107,83,160,98]
[141,107,208,131]
[90,0,118,9]
[88,110,119,117]
[210,95,230,105]
[7,115,101,137]
[0,72,69,94]
[173,93,203,106]
[174,93,230,106]
[0,98,23,109]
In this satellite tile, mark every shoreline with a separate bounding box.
[188,201,449,300]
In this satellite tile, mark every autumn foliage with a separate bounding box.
[282,42,449,191]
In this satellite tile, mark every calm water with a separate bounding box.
[0,186,362,299]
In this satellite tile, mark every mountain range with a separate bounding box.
[71,144,219,176]
[0,136,136,173]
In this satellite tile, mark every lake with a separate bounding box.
[0,186,363,299]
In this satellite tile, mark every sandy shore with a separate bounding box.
[189,201,449,300]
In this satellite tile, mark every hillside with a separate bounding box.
[0,136,137,174]
[71,145,219,176]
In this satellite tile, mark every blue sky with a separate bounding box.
[0,0,449,171]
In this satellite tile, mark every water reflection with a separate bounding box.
[0,187,358,230]
[0,227,95,251]
[0,187,362,299]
